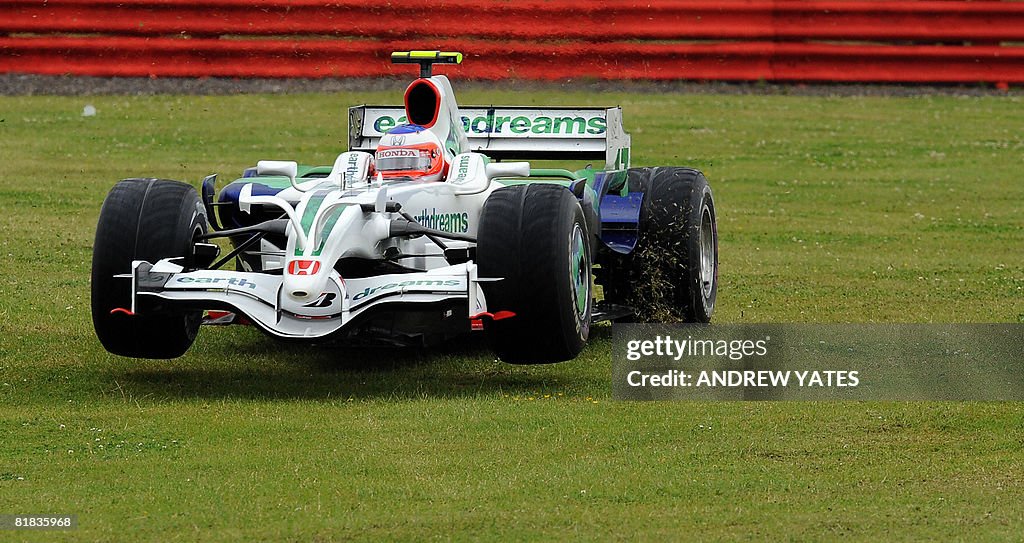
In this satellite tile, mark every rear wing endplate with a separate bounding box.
[349,106,630,170]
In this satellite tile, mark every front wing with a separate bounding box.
[124,259,492,339]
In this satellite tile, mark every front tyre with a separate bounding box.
[91,178,208,358]
[477,184,592,364]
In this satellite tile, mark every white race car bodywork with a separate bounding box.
[121,67,630,343]
[129,148,518,339]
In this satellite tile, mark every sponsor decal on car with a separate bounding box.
[372,112,607,136]
[414,208,470,233]
[287,260,321,276]
[344,152,362,180]
[303,292,338,308]
[450,154,474,185]
[176,277,257,289]
[376,148,420,159]
[352,279,462,301]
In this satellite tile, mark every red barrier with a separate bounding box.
[1,0,1022,83]
[4,0,1024,41]
[4,37,1022,83]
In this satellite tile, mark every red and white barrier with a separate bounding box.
[1,0,1022,83]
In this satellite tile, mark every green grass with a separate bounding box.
[1,89,1023,541]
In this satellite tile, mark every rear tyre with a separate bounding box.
[600,167,717,322]
[477,184,592,364]
[91,178,208,358]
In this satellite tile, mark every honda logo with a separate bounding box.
[287,260,321,275]
[390,135,406,146]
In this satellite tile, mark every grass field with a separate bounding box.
[1,88,1023,541]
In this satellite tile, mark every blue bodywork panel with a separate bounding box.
[592,170,642,255]
[217,179,291,229]
[598,191,644,254]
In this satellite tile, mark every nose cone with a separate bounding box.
[283,275,319,303]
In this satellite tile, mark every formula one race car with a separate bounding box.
[91,51,718,363]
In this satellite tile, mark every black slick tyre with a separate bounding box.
[91,178,208,358]
[600,167,718,322]
[477,183,593,363]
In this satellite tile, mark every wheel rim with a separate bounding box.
[699,204,715,298]
[569,223,590,320]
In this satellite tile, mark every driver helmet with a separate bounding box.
[375,124,449,182]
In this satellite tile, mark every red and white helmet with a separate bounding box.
[375,124,449,182]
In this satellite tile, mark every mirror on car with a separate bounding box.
[485,162,530,179]
[256,160,298,180]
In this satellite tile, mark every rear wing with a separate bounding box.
[348,106,631,170]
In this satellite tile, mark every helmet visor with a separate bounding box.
[376,148,436,173]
